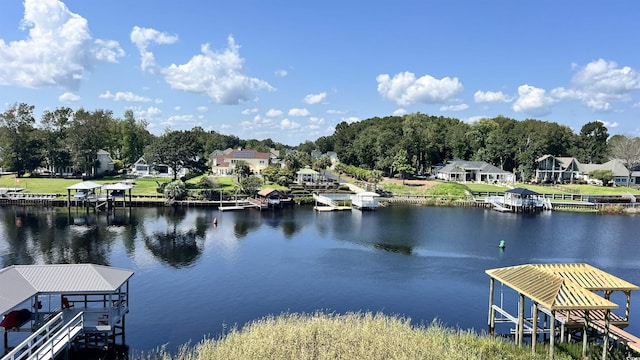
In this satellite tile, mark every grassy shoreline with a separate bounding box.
[132,312,584,360]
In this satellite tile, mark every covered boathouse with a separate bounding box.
[486,263,640,359]
[0,264,133,359]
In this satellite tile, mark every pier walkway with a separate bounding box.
[312,194,350,211]
[2,312,83,360]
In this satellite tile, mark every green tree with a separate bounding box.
[240,175,263,196]
[147,130,206,180]
[0,103,43,176]
[313,155,332,178]
[235,160,251,181]
[391,149,415,185]
[119,109,154,167]
[68,108,114,176]
[296,140,316,154]
[164,180,187,200]
[284,151,312,172]
[40,107,73,176]
[588,170,614,186]
[578,121,609,163]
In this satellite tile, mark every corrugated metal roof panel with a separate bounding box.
[14,264,133,293]
[0,267,39,316]
[1,264,133,316]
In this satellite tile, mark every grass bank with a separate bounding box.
[135,312,576,360]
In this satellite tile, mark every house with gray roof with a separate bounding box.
[535,155,640,186]
[534,155,581,183]
[436,160,515,183]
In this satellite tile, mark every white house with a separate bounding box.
[436,160,515,183]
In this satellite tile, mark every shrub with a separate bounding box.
[164,180,187,200]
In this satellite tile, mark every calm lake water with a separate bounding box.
[1,204,640,353]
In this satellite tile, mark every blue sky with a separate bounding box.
[1,0,639,146]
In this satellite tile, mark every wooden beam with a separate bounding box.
[518,293,525,346]
[488,279,495,335]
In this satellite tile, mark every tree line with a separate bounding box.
[312,113,640,181]
[3,103,640,183]
[0,103,289,179]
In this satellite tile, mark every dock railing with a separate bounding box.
[2,311,84,360]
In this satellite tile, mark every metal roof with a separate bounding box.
[66,181,103,190]
[101,183,134,191]
[485,263,637,311]
[0,264,133,316]
[505,188,540,196]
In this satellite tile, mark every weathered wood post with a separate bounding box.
[531,302,538,354]
[549,311,556,360]
[488,278,495,335]
[602,309,610,360]
[518,293,525,346]
[583,310,589,358]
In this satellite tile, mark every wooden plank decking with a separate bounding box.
[589,320,640,353]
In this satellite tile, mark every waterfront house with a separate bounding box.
[436,160,515,183]
[210,148,270,176]
[131,157,151,176]
[535,155,640,186]
[534,155,581,183]
[40,149,114,177]
[296,166,320,184]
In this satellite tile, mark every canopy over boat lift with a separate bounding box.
[0,264,133,359]
[486,263,639,359]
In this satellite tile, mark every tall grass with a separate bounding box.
[135,312,572,360]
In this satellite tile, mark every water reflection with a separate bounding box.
[140,207,207,268]
[2,204,640,355]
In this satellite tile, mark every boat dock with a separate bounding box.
[1,264,133,360]
[312,194,351,211]
[486,263,640,359]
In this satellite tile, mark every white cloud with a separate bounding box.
[275,69,288,77]
[393,108,407,116]
[266,108,283,117]
[561,59,640,111]
[197,106,208,112]
[174,106,181,111]
[327,109,347,115]
[376,71,463,105]
[309,117,325,125]
[597,119,619,128]
[466,116,489,123]
[132,106,162,122]
[241,108,259,115]
[162,36,274,105]
[130,26,178,72]
[512,84,555,116]
[440,104,469,111]
[280,118,301,130]
[343,116,360,123]
[0,0,124,90]
[474,90,512,103]
[99,90,151,102]
[59,92,80,102]
[304,92,327,104]
[288,108,310,116]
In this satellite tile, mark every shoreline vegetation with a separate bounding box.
[129,311,615,360]
[2,174,640,214]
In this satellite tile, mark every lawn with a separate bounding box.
[0,174,287,198]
